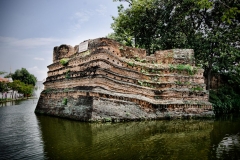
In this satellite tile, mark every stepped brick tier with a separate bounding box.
[35,38,214,122]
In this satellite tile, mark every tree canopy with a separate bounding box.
[110,0,240,90]
[0,71,6,75]
[11,68,37,86]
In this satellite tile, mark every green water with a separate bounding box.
[0,99,239,159]
[37,115,240,160]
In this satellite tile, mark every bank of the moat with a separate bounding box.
[35,38,214,121]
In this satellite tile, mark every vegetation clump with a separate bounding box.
[60,58,69,66]
[191,86,203,92]
[62,97,68,105]
[110,0,240,114]
[210,86,240,114]
[65,70,70,79]
[0,69,36,99]
[127,61,135,67]
[81,50,90,57]
[138,80,153,88]
[169,64,198,75]
[43,88,54,94]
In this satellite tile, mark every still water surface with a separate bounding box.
[0,99,240,160]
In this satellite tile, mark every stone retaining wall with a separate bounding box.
[35,38,214,121]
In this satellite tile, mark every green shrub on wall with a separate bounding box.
[169,64,198,75]
[65,70,70,79]
[62,98,68,105]
[60,58,69,66]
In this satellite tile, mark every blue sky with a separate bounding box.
[0,0,127,81]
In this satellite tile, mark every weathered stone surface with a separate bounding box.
[35,38,214,122]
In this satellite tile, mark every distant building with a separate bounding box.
[8,78,13,82]
[0,77,10,82]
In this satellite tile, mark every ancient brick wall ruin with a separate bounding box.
[35,38,213,122]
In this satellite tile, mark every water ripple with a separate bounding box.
[1,100,240,160]
[0,99,44,160]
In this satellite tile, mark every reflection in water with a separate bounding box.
[0,99,38,107]
[216,134,240,159]
[209,115,240,159]
[0,99,44,159]
[37,116,214,160]
[0,100,18,107]
[0,99,240,160]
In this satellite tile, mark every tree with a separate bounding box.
[111,0,240,90]
[18,83,34,98]
[4,73,13,78]
[0,71,6,75]
[11,68,37,86]
[7,80,22,99]
[0,82,9,99]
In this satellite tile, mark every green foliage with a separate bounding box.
[0,79,34,99]
[8,80,21,91]
[0,80,34,98]
[112,0,240,90]
[138,80,153,88]
[127,61,135,67]
[169,64,198,75]
[60,58,69,66]
[11,68,37,86]
[138,80,144,86]
[62,98,68,105]
[119,46,124,50]
[210,86,240,114]
[104,117,112,122]
[191,86,203,92]
[108,33,134,47]
[134,57,146,63]
[222,7,240,24]
[43,88,53,94]
[169,64,175,72]
[65,70,70,79]
[0,71,6,75]
[140,68,149,74]
[175,81,182,85]
[20,84,34,97]
[81,50,90,57]
[0,98,12,103]
[63,88,69,92]
[4,73,13,78]
[0,82,8,94]
[152,76,159,82]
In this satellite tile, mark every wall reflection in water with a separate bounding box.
[209,115,240,159]
[37,115,217,160]
[0,101,18,107]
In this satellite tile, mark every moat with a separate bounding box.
[1,99,239,159]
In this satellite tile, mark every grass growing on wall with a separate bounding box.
[169,64,198,75]
[62,98,68,105]
[60,58,69,66]
[65,70,70,79]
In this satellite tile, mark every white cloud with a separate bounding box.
[28,66,39,71]
[34,57,45,61]
[0,36,62,49]
[96,5,107,16]
[27,66,47,81]
[70,11,92,31]
[75,11,90,22]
